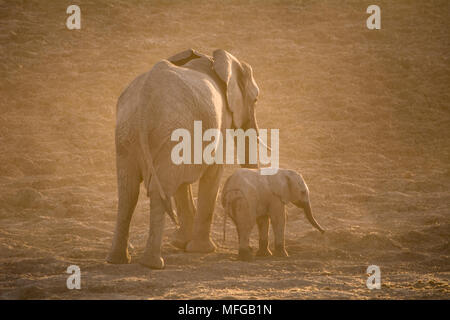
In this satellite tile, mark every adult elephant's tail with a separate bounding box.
[138,118,179,227]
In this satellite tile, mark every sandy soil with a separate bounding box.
[0,0,449,299]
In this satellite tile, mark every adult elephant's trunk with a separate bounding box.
[249,111,259,136]
[241,112,260,169]
[295,201,325,234]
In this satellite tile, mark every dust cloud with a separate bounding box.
[0,0,449,299]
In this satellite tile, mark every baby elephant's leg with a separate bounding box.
[256,215,272,256]
[232,198,254,261]
[271,203,288,257]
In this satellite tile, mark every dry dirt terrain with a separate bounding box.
[0,0,449,299]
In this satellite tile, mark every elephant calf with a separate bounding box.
[221,168,325,261]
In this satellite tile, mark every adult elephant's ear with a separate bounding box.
[213,49,247,128]
[168,49,203,66]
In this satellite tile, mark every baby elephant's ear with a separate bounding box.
[267,171,291,204]
[268,170,305,204]
[286,171,307,203]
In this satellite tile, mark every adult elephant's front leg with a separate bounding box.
[186,165,223,253]
[140,188,166,269]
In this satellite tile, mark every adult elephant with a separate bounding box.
[107,49,261,269]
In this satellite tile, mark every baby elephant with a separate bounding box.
[221,168,325,261]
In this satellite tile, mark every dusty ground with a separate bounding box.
[0,0,449,299]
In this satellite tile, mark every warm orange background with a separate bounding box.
[0,0,449,299]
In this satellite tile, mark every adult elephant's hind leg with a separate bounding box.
[107,156,140,264]
[140,188,166,269]
[172,183,196,250]
[186,165,223,253]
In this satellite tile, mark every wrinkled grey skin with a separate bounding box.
[107,49,260,269]
[221,168,325,261]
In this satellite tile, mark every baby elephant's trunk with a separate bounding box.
[295,201,325,234]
